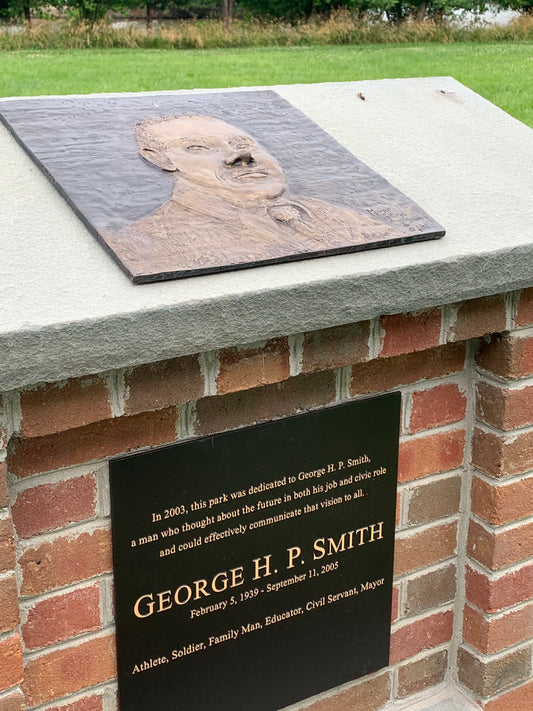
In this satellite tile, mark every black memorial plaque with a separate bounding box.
[110,393,400,711]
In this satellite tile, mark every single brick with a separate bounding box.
[379,309,442,359]
[398,430,465,483]
[410,383,467,433]
[0,516,16,574]
[12,474,97,539]
[472,427,533,478]
[394,521,457,577]
[404,564,456,617]
[477,332,533,379]
[297,671,390,711]
[463,602,533,655]
[20,376,112,438]
[0,634,23,692]
[390,610,453,664]
[301,321,370,374]
[46,695,103,711]
[195,371,336,436]
[465,563,533,613]
[22,634,116,707]
[451,295,507,342]
[483,678,533,711]
[0,461,8,509]
[407,474,462,525]
[476,380,533,430]
[19,528,112,597]
[466,519,495,569]
[467,518,533,570]
[217,338,290,395]
[457,644,531,698]
[0,574,19,633]
[124,354,204,415]
[516,288,533,327]
[350,343,466,396]
[8,408,177,478]
[22,585,101,650]
[472,429,503,479]
[397,649,447,698]
[462,604,490,655]
[471,474,533,525]
[0,690,25,711]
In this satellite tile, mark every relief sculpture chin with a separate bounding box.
[104,115,405,281]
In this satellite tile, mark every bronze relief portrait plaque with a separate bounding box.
[0,91,444,283]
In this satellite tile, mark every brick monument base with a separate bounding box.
[1,78,533,711]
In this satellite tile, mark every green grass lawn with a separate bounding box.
[1,42,532,126]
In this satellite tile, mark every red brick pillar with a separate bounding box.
[459,288,533,709]
[0,401,25,711]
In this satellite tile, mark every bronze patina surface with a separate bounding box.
[0,91,444,283]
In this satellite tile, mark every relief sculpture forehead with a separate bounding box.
[135,114,252,146]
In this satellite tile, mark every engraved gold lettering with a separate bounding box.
[252,555,273,580]
[133,566,246,618]
[286,546,302,569]
[133,593,155,618]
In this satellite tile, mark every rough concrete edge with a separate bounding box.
[2,244,533,392]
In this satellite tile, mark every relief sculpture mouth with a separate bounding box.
[228,169,270,181]
[239,171,269,180]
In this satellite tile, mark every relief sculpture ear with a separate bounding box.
[139,146,178,173]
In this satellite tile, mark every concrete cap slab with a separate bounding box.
[1,78,532,391]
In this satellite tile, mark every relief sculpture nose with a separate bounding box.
[225,151,253,166]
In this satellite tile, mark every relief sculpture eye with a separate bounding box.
[229,136,253,150]
[186,144,210,151]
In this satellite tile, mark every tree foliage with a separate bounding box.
[0,0,529,27]
[0,0,34,22]
[61,0,111,21]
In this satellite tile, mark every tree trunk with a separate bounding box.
[223,0,233,32]
[146,2,154,32]
[416,1,426,21]
[23,2,31,26]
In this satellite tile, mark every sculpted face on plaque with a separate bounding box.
[135,115,289,203]
[102,112,410,280]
